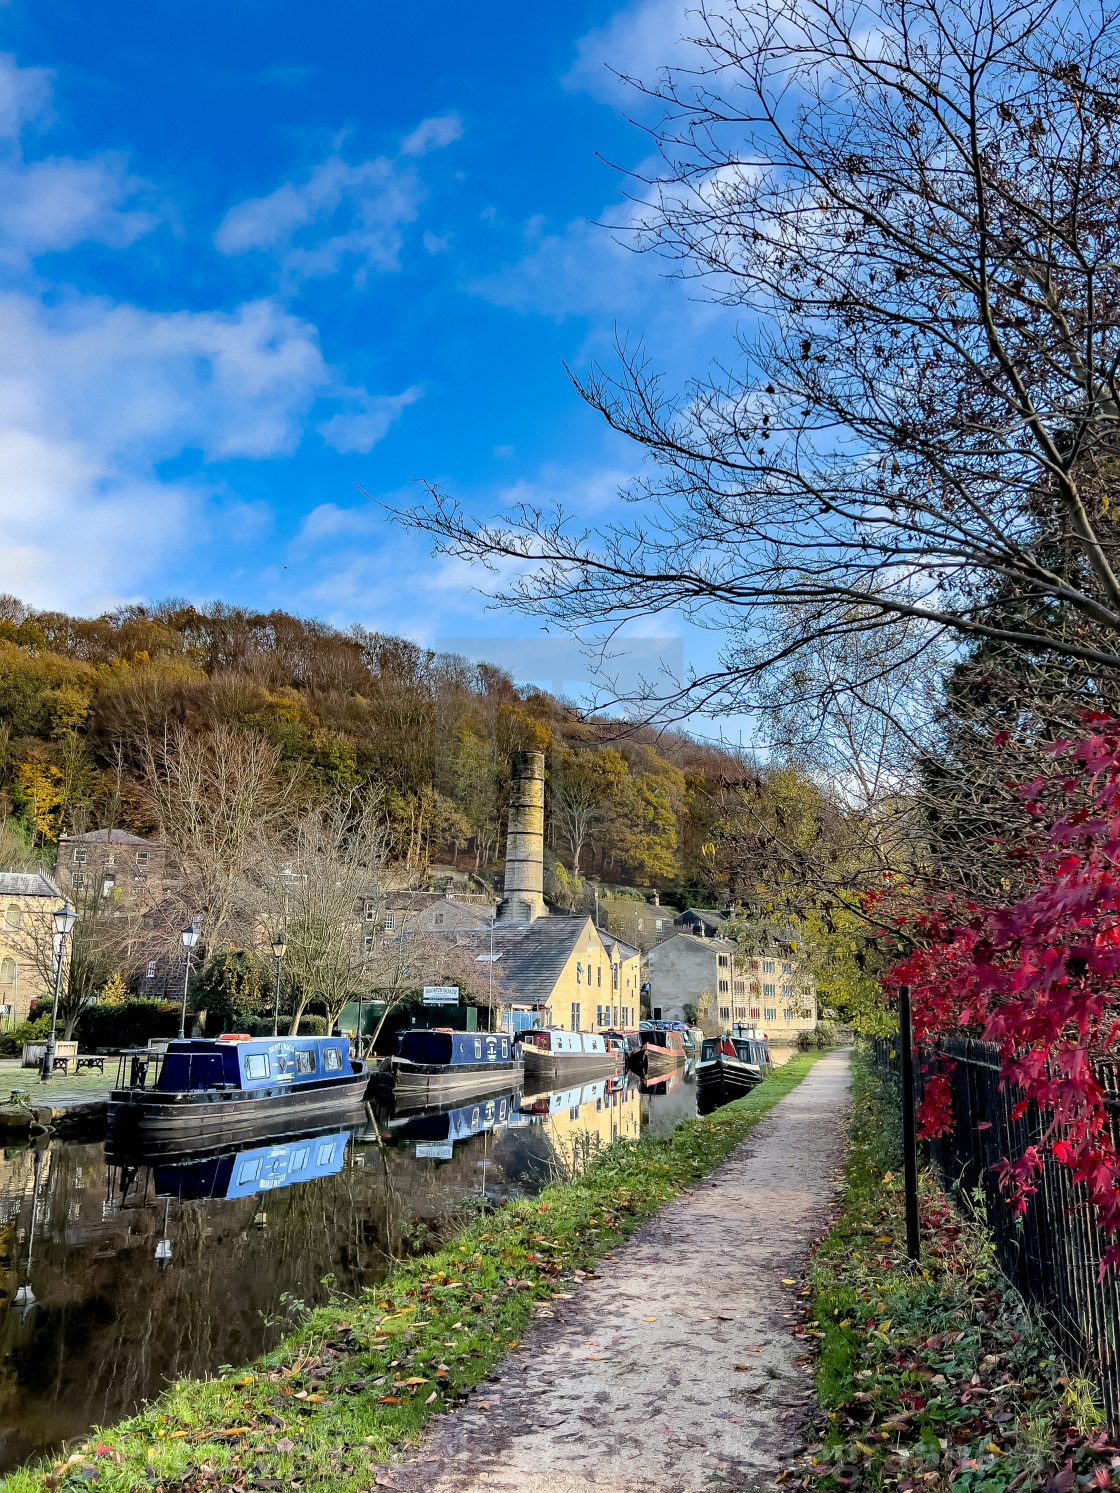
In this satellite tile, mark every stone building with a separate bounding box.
[646,928,817,1041]
[56,829,170,910]
[0,871,67,1025]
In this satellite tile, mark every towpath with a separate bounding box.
[392,1047,852,1493]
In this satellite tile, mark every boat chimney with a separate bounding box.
[497,751,547,924]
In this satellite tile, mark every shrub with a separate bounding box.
[76,1000,181,1051]
[0,1011,50,1058]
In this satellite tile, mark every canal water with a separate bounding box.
[0,1066,703,1472]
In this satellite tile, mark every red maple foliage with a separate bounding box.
[888,715,1120,1257]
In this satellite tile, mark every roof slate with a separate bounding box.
[61,829,153,845]
[0,871,63,899]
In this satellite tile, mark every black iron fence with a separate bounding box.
[864,1035,1120,1432]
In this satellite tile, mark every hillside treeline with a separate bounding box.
[0,595,765,901]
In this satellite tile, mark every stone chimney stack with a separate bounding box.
[497,751,547,924]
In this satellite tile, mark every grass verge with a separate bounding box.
[792,1048,1108,1493]
[3,1050,828,1493]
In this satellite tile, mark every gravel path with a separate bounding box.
[392,1048,852,1493]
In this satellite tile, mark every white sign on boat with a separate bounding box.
[416,1141,454,1159]
[423,985,459,1005]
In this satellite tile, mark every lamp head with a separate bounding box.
[52,901,78,936]
[270,933,287,960]
[180,922,200,950]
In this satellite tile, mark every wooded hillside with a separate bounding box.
[0,594,775,904]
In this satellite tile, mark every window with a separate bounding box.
[783,1008,794,1021]
[363,934,375,953]
[323,1047,343,1071]
[136,850,149,866]
[750,1006,759,1019]
[72,847,87,864]
[622,1006,628,1026]
[72,871,86,889]
[434,912,444,925]
[296,1049,315,1073]
[596,1004,603,1026]
[244,1054,270,1079]
[719,1005,730,1019]
[571,1002,581,1031]
[718,979,729,993]
[613,963,619,990]
[501,1039,508,1058]
[365,903,377,921]
[474,1039,482,1058]
[3,905,19,930]
[316,1140,335,1166]
[102,877,115,898]
[576,961,582,984]
[384,913,395,930]
[763,983,776,997]
[782,983,793,1000]
[750,959,759,972]
[289,1146,309,1173]
[0,958,14,983]
[764,1007,776,1022]
[238,1158,262,1183]
[146,960,157,979]
[597,965,602,986]
[762,959,775,973]
[134,868,147,883]
[655,919,664,932]
[718,954,729,968]
[782,962,792,974]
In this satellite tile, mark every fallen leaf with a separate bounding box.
[586,1356,603,1361]
[734,1364,751,1372]
[404,1377,429,1385]
[643,1316,658,1322]
[377,1396,403,1404]
[234,1375,254,1387]
[425,1392,437,1404]
[275,1438,294,1454]
[781,1278,797,1285]
[168,1431,189,1439]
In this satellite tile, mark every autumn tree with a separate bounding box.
[552,748,628,874]
[402,0,1120,734]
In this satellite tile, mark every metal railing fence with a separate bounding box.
[864,1035,1120,1433]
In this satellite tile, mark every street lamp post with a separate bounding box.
[178,922,200,1039]
[270,933,287,1036]
[40,900,78,1082]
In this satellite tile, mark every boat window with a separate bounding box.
[474,1039,482,1058]
[471,1107,480,1129]
[296,1049,315,1074]
[290,1147,309,1173]
[238,1157,262,1184]
[501,1039,508,1058]
[316,1141,335,1166]
[322,1047,343,1071]
[244,1054,270,1080]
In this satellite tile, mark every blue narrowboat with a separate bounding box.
[386,1091,518,1146]
[151,1130,350,1200]
[107,1035,369,1154]
[386,1029,523,1108]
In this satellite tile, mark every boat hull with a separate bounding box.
[386,1057,524,1109]
[628,1045,685,1078]
[522,1048,619,1086]
[107,1068,370,1157]
[696,1056,762,1092]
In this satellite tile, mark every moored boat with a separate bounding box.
[385,1089,519,1146]
[520,1029,619,1084]
[107,1035,369,1155]
[629,1025,687,1077]
[385,1029,523,1108]
[696,1034,770,1096]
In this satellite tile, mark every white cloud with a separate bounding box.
[214,154,423,282]
[0,153,153,262]
[563,0,696,103]
[400,112,463,157]
[0,53,51,141]
[0,293,377,608]
[317,383,424,454]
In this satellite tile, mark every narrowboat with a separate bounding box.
[696,1034,770,1096]
[385,1029,523,1108]
[629,1025,687,1078]
[107,1035,369,1155]
[602,1029,641,1059]
[520,1029,620,1084]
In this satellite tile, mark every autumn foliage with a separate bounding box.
[890,716,1120,1255]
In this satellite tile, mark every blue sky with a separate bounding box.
[0,0,739,704]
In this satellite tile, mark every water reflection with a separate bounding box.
[0,1069,695,1472]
